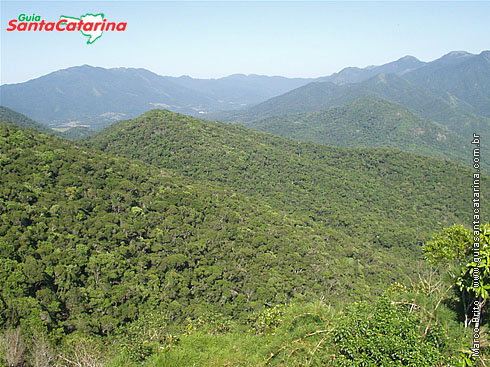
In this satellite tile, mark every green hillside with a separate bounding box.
[350,73,490,142]
[1,121,361,332]
[0,117,483,366]
[58,126,95,140]
[214,73,490,148]
[88,109,484,250]
[0,106,54,134]
[405,50,490,117]
[239,98,474,168]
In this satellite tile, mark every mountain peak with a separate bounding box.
[441,50,473,59]
[63,64,96,72]
[448,50,471,55]
[398,55,419,62]
[424,51,475,68]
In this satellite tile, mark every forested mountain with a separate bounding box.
[0,111,485,365]
[1,51,489,365]
[216,73,489,141]
[0,67,312,130]
[404,50,490,117]
[0,119,450,340]
[0,121,358,333]
[88,109,483,250]
[237,97,476,168]
[0,106,53,135]
[316,55,426,85]
[0,66,219,130]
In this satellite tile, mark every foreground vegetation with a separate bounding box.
[0,284,481,366]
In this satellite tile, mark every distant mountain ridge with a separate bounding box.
[0,66,313,130]
[215,51,490,157]
[0,66,220,130]
[317,55,426,85]
[1,50,487,131]
[404,50,490,117]
[165,73,314,107]
[214,72,489,139]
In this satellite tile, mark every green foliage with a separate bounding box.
[333,298,445,366]
[118,296,468,367]
[0,121,370,337]
[423,224,472,265]
[456,224,490,314]
[88,109,485,252]
[1,112,486,366]
[238,98,476,170]
[116,312,172,362]
[0,106,53,135]
[249,305,285,335]
[423,224,490,329]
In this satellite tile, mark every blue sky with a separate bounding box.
[1,1,489,84]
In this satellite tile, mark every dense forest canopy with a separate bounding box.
[0,99,487,365]
[89,109,485,250]
[233,97,478,170]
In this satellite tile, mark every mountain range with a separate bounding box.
[210,50,489,171]
[316,55,426,84]
[235,97,476,168]
[216,51,489,124]
[2,50,488,134]
[1,49,488,175]
[0,66,312,130]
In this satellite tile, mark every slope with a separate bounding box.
[404,50,490,117]
[1,121,385,336]
[0,105,54,134]
[0,65,219,130]
[238,98,475,168]
[88,109,485,251]
[216,73,490,152]
[316,55,426,84]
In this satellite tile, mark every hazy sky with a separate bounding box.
[1,1,489,84]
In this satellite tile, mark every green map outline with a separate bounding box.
[59,13,105,45]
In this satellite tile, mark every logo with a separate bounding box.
[6,13,127,44]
